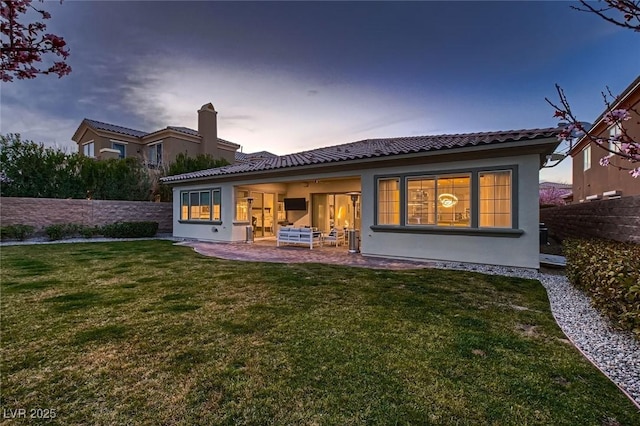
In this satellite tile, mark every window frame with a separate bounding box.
[372,166,520,237]
[377,177,401,225]
[609,124,622,153]
[147,141,163,166]
[405,173,472,228]
[234,188,250,223]
[179,188,222,224]
[111,141,126,159]
[583,145,591,171]
[478,169,513,229]
[83,141,95,158]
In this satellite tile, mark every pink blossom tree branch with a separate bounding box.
[1,0,71,82]
[546,84,640,178]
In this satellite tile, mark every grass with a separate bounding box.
[1,240,638,425]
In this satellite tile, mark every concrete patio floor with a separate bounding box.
[177,238,562,271]
[177,239,438,270]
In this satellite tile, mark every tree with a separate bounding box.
[572,0,640,31]
[0,0,71,82]
[0,133,152,200]
[546,0,640,178]
[539,185,571,207]
[153,153,229,202]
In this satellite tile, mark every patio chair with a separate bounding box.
[323,228,345,247]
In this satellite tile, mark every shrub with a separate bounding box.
[0,224,35,241]
[79,225,101,239]
[564,239,640,337]
[100,221,158,238]
[45,223,81,241]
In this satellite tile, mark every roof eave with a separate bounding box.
[570,76,640,156]
[162,136,559,185]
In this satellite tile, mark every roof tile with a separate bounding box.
[162,127,559,183]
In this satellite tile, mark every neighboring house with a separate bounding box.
[235,151,278,164]
[569,76,640,202]
[162,127,560,269]
[71,103,241,166]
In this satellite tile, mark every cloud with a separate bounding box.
[118,55,441,154]
[0,103,78,152]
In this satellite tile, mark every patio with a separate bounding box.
[177,238,438,270]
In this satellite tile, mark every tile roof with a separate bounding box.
[165,126,199,136]
[82,120,240,146]
[235,150,278,163]
[163,127,560,183]
[83,119,148,138]
[539,181,572,190]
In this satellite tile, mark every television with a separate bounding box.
[284,198,307,211]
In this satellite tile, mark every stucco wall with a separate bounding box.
[170,152,542,268]
[0,197,172,232]
[360,154,542,269]
[540,195,640,243]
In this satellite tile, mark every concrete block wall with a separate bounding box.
[540,195,640,244]
[0,197,173,232]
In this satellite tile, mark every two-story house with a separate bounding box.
[569,76,640,202]
[71,103,241,166]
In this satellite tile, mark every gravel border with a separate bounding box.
[432,260,640,409]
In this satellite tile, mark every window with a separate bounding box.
[235,189,249,221]
[406,175,471,227]
[148,142,163,165]
[407,178,435,225]
[375,168,515,231]
[377,178,400,225]
[180,189,221,222]
[479,171,512,228]
[609,124,622,153]
[583,145,591,171]
[83,141,95,157]
[112,142,126,159]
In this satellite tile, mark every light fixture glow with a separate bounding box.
[438,193,458,208]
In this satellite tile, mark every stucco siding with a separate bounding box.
[359,154,541,268]
[170,153,543,268]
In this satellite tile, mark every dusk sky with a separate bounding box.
[1,1,639,183]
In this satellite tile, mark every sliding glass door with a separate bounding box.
[250,192,275,237]
[312,193,359,232]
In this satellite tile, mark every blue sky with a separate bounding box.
[1,1,639,183]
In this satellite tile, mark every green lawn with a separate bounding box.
[1,240,638,425]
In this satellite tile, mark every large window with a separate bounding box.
[83,141,95,157]
[180,189,221,222]
[406,174,470,227]
[479,171,512,228]
[377,178,400,225]
[376,168,515,230]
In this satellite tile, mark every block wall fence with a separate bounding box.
[0,197,173,232]
[540,195,640,244]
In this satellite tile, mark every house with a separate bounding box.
[71,103,241,166]
[161,127,560,269]
[569,76,640,202]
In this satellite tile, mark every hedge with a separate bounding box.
[100,221,158,238]
[564,239,640,337]
[0,224,35,241]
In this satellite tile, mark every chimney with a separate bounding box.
[198,103,219,158]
